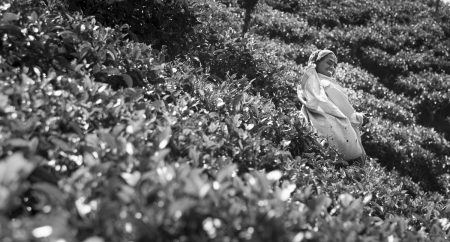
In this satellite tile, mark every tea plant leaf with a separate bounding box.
[156,126,172,149]
[151,148,171,163]
[1,12,19,23]
[0,152,35,185]
[0,153,34,210]
[49,136,73,152]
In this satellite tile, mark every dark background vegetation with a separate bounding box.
[1,0,450,241]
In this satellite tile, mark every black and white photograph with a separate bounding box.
[0,0,449,241]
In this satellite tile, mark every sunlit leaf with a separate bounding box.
[83,236,105,242]
[83,151,99,166]
[32,225,53,238]
[278,182,296,201]
[338,193,354,207]
[151,148,171,163]
[121,171,141,186]
[266,170,282,181]
[363,193,372,204]
[156,126,172,149]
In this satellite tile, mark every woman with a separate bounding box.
[297,49,366,162]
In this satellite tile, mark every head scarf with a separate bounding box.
[307,49,337,66]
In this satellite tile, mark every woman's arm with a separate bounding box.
[325,87,364,126]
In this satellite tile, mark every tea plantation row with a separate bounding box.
[207,0,450,193]
[0,0,450,241]
[255,0,450,139]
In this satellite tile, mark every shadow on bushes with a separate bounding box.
[363,126,444,192]
[67,0,199,58]
[198,41,261,83]
[417,99,450,140]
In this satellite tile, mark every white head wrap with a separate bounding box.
[307,49,337,66]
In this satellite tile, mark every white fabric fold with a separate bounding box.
[298,66,366,160]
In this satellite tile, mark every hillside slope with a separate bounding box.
[0,0,450,241]
[255,0,450,192]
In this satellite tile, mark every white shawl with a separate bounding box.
[298,65,365,160]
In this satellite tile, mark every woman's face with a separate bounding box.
[316,54,337,77]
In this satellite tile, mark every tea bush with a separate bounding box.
[187,1,261,82]
[394,72,450,98]
[265,0,446,28]
[67,0,200,58]
[335,63,416,124]
[416,90,450,139]
[362,117,450,192]
[246,0,450,190]
[256,0,450,138]
[394,71,450,139]
[2,0,450,241]
[252,4,313,44]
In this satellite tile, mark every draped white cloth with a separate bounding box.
[297,65,365,160]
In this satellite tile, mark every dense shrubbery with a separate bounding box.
[394,71,450,139]
[259,0,450,138]
[252,4,312,43]
[2,0,450,241]
[335,63,416,124]
[247,0,450,186]
[66,0,200,58]
[361,117,450,191]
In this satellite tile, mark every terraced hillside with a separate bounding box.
[1,0,450,241]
